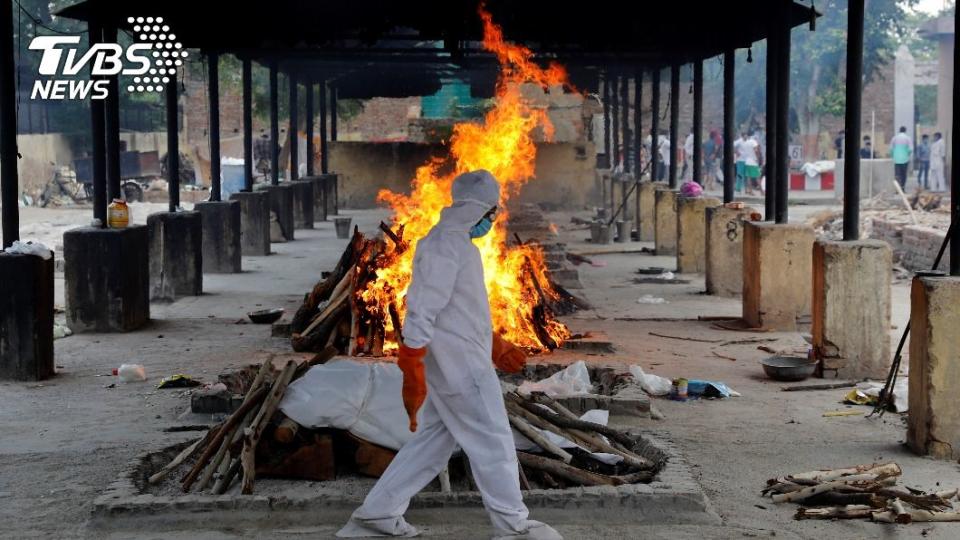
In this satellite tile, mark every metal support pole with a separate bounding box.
[242,57,253,191]
[0,0,19,247]
[669,64,680,188]
[634,67,643,224]
[765,29,778,221]
[612,72,620,171]
[621,72,630,173]
[843,0,864,240]
[693,60,703,186]
[207,52,221,201]
[330,85,338,142]
[165,76,180,211]
[774,2,791,224]
[289,74,298,181]
[650,69,660,184]
[305,82,314,176]
[103,25,121,201]
[269,62,279,185]
[89,20,107,224]
[951,8,960,275]
[723,50,735,203]
[602,72,611,170]
[319,82,329,174]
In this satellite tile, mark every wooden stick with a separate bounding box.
[273,415,301,444]
[781,381,858,392]
[795,505,875,520]
[873,510,960,523]
[508,394,642,453]
[507,411,574,463]
[299,275,352,337]
[389,302,403,343]
[789,462,902,483]
[891,498,912,524]
[648,332,720,343]
[348,284,360,355]
[711,351,738,361]
[241,360,298,494]
[379,222,408,253]
[518,465,531,490]
[516,452,614,487]
[771,474,879,503]
[892,179,919,225]
[214,457,242,495]
[149,432,211,485]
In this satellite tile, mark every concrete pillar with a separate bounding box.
[229,191,271,256]
[194,200,242,273]
[908,276,960,461]
[147,212,203,301]
[705,206,756,297]
[676,196,720,274]
[291,179,316,229]
[812,240,892,379]
[742,222,815,330]
[0,252,54,381]
[63,226,150,332]
[264,184,295,242]
[639,182,666,242]
[303,175,328,222]
[654,189,679,255]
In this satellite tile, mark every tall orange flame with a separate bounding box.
[361,6,573,350]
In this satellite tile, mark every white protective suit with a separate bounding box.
[337,171,561,540]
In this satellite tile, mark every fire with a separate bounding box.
[360,6,573,350]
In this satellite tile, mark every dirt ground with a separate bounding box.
[1,204,957,539]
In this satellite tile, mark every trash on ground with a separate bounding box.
[157,374,202,389]
[656,271,675,280]
[637,295,667,304]
[3,240,53,259]
[851,380,908,412]
[628,365,672,396]
[517,360,592,397]
[53,323,72,340]
[115,364,147,383]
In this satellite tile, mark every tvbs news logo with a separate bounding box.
[29,16,185,100]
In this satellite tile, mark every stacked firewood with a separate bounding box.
[763,463,960,523]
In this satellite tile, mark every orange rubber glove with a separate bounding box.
[492,334,527,373]
[397,343,428,432]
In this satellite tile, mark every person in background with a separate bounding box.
[834,130,845,159]
[681,130,695,181]
[859,136,875,159]
[890,126,912,189]
[657,130,671,181]
[915,134,931,190]
[703,129,722,191]
[733,131,747,193]
[741,131,763,196]
[929,132,946,193]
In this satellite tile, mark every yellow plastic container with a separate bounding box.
[107,199,129,229]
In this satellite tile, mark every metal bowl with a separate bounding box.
[248,308,284,324]
[760,355,817,381]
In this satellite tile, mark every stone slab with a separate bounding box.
[812,239,892,379]
[194,200,242,273]
[291,180,316,229]
[147,211,203,302]
[676,196,720,274]
[742,222,815,331]
[0,252,55,381]
[263,184,295,242]
[908,276,960,461]
[229,191,271,256]
[705,206,756,297]
[63,226,150,333]
[654,189,679,256]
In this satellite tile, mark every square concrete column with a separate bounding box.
[318,173,339,216]
[147,211,203,301]
[654,189,679,256]
[291,179,315,229]
[302,175,328,222]
[639,182,666,242]
[812,240,892,379]
[0,252,54,381]
[194,200,242,273]
[706,206,756,297]
[908,276,960,461]
[742,222,815,330]
[63,226,150,332]
[264,184,295,242]
[676,196,720,274]
[229,191,271,256]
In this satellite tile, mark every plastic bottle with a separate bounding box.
[107,199,130,228]
[115,364,147,382]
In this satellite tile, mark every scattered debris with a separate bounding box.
[115,364,147,383]
[157,374,202,389]
[822,410,863,418]
[648,331,716,342]
[711,351,737,362]
[637,295,667,304]
[781,382,857,392]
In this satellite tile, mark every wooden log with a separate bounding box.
[293,345,339,379]
[795,505,875,520]
[240,360,298,494]
[780,381,858,392]
[771,474,879,503]
[801,491,878,507]
[379,222,408,253]
[389,302,403,342]
[292,302,349,352]
[891,498,912,524]
[348,284,360,356]
[516,452,614,487]
[350,434,397,478]
[518,465,531,491]
[149,432,212,485]
[214,456,242,495]
[789,463,902,483]
[290,231,364,332]
[298,271,352,338]
[273,415,301,444]
[873,509,960,523]
[507,411,574,463]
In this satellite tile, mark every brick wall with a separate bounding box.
[870,217,950,271]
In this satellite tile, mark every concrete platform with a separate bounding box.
[742,222,815,331]
[147,211,203,302]
[705,206,755,297]
[908,275,960,461]
[263,184,295,242]
[654,189,678,256]
[812,239,891,379]
[291,180,316,229]
[229,190,271,256]
[194,200,242,273]
[0,252,54,381]
[638,182,666,242]
[63,226,150,332]
[676,196,720,274]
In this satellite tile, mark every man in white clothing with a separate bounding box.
[929,132,947,192]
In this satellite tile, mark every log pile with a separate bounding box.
[763,462,960,523]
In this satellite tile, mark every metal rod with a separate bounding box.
[634,67,643,224]
[269,62,279,185]
[602,71,611,170]
[242,58,253,191]
[289,74,298,181]
[89,20,107,224]
[723,49,735,203]
[774,0,792,224]
[319,82,329,174]
[612,71,620,172]
[693,60,703,186]
[305,82,314,176]
[765,27,778,221]
[620,71,630,174]
[165,76,180,211]
[0,0,19,247]
[330,85,338,142]
[650,69,660,184]
[208,52,221,201]
[843,0,865,240]
[951,7,960,276]
[103,25,121,201]
[669,64,680,189]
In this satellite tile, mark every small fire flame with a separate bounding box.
[361,5,573,350]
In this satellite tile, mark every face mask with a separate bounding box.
[469,217,493,239]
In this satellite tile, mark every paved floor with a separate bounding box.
[1,205,957,539]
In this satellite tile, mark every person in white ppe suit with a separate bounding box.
[337,170,562,540]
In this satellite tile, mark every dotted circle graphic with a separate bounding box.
[126,16,183,94]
